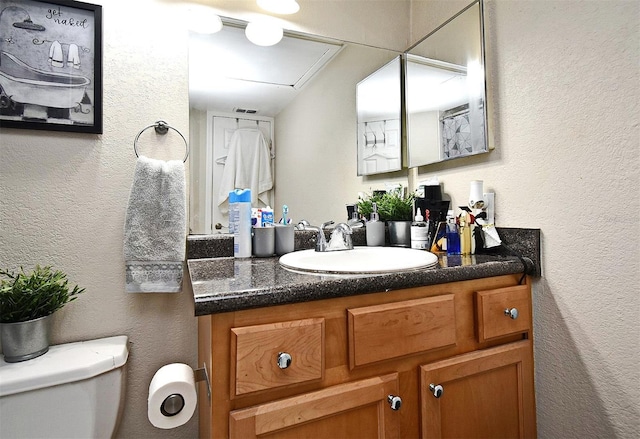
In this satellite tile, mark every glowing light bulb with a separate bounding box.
[257,0,300,15]
[188,6,223,34]
[245,21,283,46]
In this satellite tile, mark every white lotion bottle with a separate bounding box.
[411,208,430,250]
[366,202,385,246]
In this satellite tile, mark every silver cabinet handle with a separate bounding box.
[276,352,292,369]
[504,308,519,319]
[429,383,443,398]
[387,394,402,411]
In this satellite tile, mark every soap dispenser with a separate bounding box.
[366,202,385,246]
[446,211,460,256]
[411,208,430,250]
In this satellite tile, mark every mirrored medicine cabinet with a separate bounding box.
[356,56,402,176]
[405,0,489,167]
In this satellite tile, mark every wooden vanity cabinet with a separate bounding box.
[198,274,536,439]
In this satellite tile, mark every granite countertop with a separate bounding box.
[189,253,531,315]
[187,227,541,316]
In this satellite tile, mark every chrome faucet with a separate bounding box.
[327,222,353,251]
[297,220,334,252]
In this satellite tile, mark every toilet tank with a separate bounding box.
[0,336,129,439]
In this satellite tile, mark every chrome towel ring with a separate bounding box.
[134,120,189,163]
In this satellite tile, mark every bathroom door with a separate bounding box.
[210,115,274,231]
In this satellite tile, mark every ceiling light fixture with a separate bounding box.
[245,21,283,46]
[188,6,223,34]
[257,0,300,15]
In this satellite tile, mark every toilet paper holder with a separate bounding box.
[194,364,211,401]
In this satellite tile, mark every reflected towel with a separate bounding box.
[124,156,186,293]
[68,43,80,69]
[49,40,63,67]
[217,128,273,212]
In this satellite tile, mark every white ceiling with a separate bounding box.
[188,24,344,116]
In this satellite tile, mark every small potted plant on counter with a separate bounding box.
[0,265,85,362]
[358,186,415,247]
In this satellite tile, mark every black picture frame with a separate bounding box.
[0,0,102,133]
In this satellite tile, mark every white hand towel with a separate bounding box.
[217,128,273,213]
[68,43,80,69]
[124,156,186,293]
[48,40,63,67]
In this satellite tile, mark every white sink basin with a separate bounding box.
[278,247,439,275]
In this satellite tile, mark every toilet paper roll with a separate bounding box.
[148,363,197,429]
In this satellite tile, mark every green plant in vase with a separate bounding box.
[358,187,415,247]
[0,265,85,362]
[357,186,414,221]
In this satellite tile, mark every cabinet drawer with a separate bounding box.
[231,318,324,397]
[229,373,400,438]
[476,284,531,342]
[348,295,456,368]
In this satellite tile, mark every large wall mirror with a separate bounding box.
[405,0,489,167]
[189,19,401,234]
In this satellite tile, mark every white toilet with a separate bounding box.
[0,335,129,439]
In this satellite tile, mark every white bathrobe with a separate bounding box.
[218,128,273,212]
[48,40,63,67]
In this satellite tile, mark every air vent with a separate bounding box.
[233,108,258,114]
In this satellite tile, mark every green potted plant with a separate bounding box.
[358,186,415,246]
[0,265,84,362]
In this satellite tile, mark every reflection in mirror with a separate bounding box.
[405,0,488,167]
[189,19,401,234]
[356,56,402,175]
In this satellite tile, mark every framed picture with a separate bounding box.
[0,0,102,133]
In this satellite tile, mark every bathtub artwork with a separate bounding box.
[0,0,102,133]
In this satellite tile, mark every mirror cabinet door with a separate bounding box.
[356,56,402,176]
[405,0,489,168]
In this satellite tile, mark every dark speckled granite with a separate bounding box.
[187,228,368,259]
[187,227,541,316]
[492,228,542,277]
[189,253,532,316]
[187,234,233,259]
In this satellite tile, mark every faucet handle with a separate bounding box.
[321,221,335,230]
[297,220,315,231]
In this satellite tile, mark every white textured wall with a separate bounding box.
[410,1,640,437]
[0,1,198,438]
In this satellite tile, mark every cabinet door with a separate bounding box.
[229,373,401,439]
[420,340,536,439]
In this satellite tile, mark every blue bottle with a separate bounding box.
[446,214,460,256]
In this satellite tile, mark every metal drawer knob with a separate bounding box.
[277,352,292,369]
[504,308,519,319]
[387,394,402,410]
[429,383,443,398]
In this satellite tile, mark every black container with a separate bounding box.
[415,198,450,246]
[419,185,443,201]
